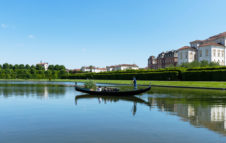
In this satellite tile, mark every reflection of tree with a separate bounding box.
[0,84,66,98]
[75,95,151,116]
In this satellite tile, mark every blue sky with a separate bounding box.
[1,0,226,69]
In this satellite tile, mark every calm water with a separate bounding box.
[1,81,226,143]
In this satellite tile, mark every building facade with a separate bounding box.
[177,46,197,65]
[148,50,178,69]
[81,66,107,73]
[148,56,157,69]
[106,64,139,71]
[177,32,226,65]
[164,50,178,67]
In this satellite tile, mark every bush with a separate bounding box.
[84,80,96,89]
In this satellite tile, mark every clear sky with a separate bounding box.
[1,0,226,69]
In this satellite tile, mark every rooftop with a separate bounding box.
[107,64,138,68]
[37,63,48,65]
[178,46,195,51]
[199,42,225,47]
[190,40,203,43]
[206,32,226,41]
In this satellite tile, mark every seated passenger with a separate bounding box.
[97,86,102,91]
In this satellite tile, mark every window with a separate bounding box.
[218,50,220,57]
[180,52,182,59]
[222,50,224,57]
[213,49,216,57]
[199,50,202,57]
[205,49,208,57]
[189,52,193,59]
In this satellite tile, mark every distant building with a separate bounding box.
[178,31,226,65]
[177,46,197,65]
[148,50,178,69]
[157,52,165,69]
[106,64,139,71]
[164,50,178,67]
[37,62,48,71]
[81,66,106,73]
[198,43,225,65]
[148,56,157,69]
[68,69,81,73]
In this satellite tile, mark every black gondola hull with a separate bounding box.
[75,86,151,96]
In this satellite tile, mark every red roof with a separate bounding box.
[71,69,80,71]
[96,68,106,70]
[178,46,195,51]
[199,42,225,47]
[190,40,203,43]
[107,64,138,68]
[204,32,226,42]
[37,63,48,65]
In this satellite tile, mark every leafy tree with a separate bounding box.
[36,64,44,70]
[19,64,25,69]
[14,64,19,70]
[200,60,209,67]
[48,65,55,70]
[25,64,30,69]
[3,63,9,69]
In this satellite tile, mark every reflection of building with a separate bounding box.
[44,86,48,98]
[152,97,226,135]
[211,106,226,129]
[188,105,195,117]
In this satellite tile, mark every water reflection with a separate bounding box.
[0,84,66,98]
[149,87,226,136]
[75,94,152,116]
[75,87,226,136]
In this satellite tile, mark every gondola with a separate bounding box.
[75,85,151,96]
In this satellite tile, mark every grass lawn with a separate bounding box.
[72,80,226,88]
[1,79,226,89]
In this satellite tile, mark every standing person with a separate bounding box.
[133,77,137,89]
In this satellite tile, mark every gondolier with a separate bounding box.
[133,77,137,89]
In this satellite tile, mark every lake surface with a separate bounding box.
[1,81,226,143]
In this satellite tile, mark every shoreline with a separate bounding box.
[1,79,226,90]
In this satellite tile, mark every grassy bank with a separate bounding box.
[2,79,226,89]
[73,80,226,89]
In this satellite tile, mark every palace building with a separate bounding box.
[148,31,226,69]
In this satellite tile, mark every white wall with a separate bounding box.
[178,49,196,65]
[198,46,212,63]
[198,45,225,65]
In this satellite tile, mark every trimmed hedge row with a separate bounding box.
[181,70,226,81]
[67,71,179,80]
[66,66,226,81]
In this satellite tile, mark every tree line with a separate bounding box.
[0,63,68,79]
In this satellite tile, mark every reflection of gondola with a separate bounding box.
[75,94,151,115]
[75,85,151,96]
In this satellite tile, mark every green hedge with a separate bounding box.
[66,71,179,80]
[182,70,226,81]
[66,68,226,81]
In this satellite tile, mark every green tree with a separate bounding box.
[25,64,31,69]
[3,63,9,69]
